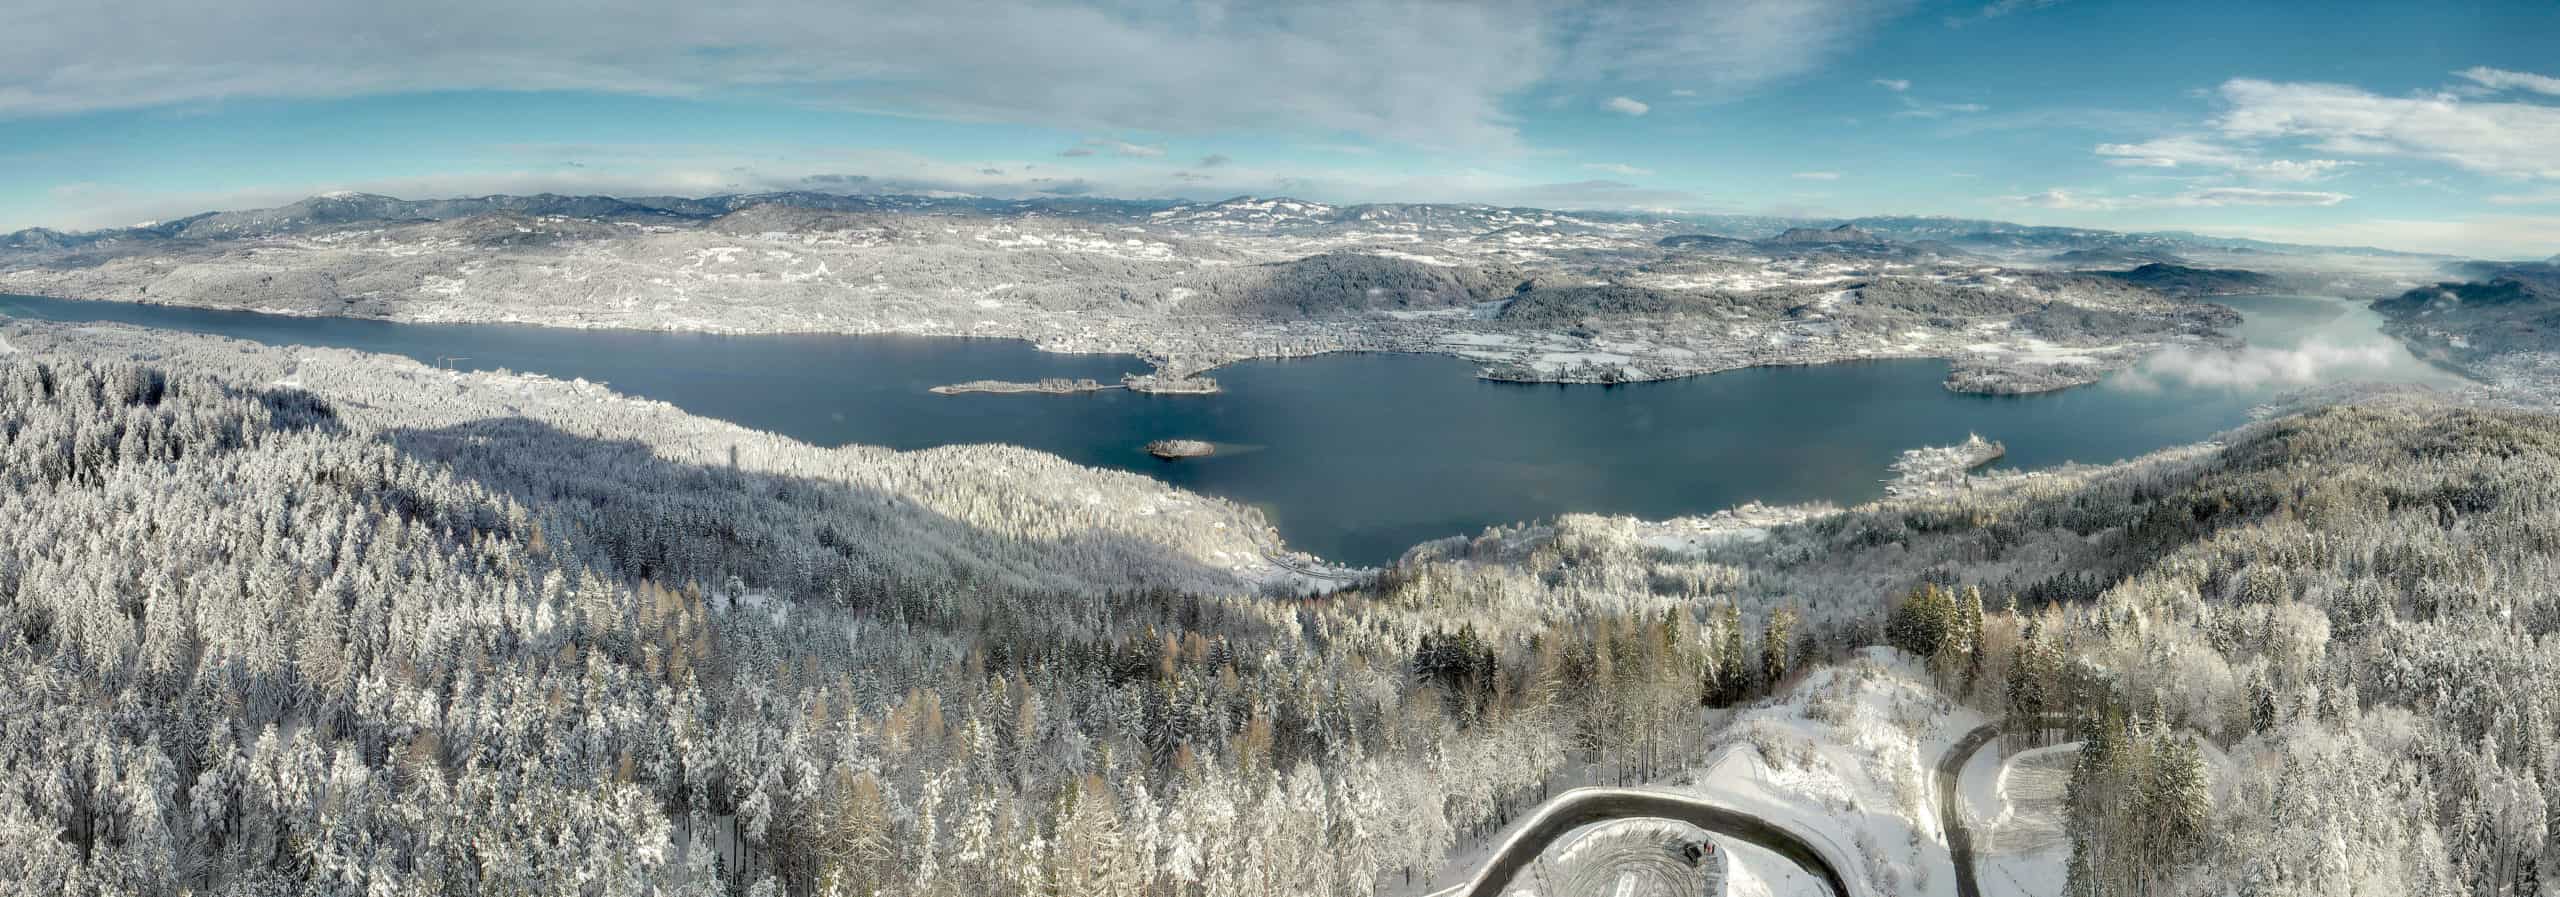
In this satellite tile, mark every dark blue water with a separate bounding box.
[0,293,2458,565]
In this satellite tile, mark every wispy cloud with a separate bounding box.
[2456,66,2560,97]
[1552,0,1923,100]
[1582,162,1655,176]
[1196,153,1232,168]
[0,0,1927,154]
[1605,96,1652,116]
[2095,135,2248,169]
[2216,76,2560,180]
[1061,139,1164,159]
[2488,189,2560,206]
[2095,135,2355,182]
[2241,159,2358,182]
[2008,186,2350,211]
[1893,96,1987,118]
[1792,171,1842,180]
[1872,78,1910,92]
[1948,0,2064,26]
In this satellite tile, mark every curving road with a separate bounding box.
[1428,723,2011,897]
[1936,724,2005,897]
[1421,787,1856,897]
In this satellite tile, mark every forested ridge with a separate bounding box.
[0,321,2556,896]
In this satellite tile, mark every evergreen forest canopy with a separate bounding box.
[0,320,2551,897]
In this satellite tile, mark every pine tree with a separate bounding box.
[1761,606,1797,690]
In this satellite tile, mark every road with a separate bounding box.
[1428,722,2007,897]
[1936,724,2004,897]
[1421,787,1856,897]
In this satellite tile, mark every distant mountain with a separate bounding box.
[0,189,2475,263]
[1149,195,1342,229]
[1762,224,1882,246]
[2089,263,2275,297]
[2369,262,2560,369]
[2051,247,2188,267]
[2377,265,2559,315]
[1848,215,2450,260]
[1657,233,1757,251]
[1850,216,2155,253]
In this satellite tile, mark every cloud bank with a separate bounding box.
[2122,340,2402,392]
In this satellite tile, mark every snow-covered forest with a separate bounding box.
[0,319,2554,896]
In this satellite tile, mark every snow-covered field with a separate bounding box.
[1677,649,1985,897]
[1963,742,2073,897]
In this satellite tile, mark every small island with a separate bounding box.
[928,371,1224,396]
[1145,439,1216,460]
[1124,371,1223,395]
[928,377,1116,396]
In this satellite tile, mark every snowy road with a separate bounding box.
[1422,787,1857,897]
[1936,724,2006,897]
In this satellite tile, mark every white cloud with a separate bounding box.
[2239,158,2356,182]
[1605,96,1651,116]
[1872,78,1910,92]
[2120,340,2400,392]
[2095,135,2248,168]
[2456,66,2560,97]
[2182,186,2351,206]
[0,0,1925,152]
[1954,0,2064,24]
[2488,189,2560,206]
[1792,171,1841,180]
[1581,162,1655,176]
[2216,77,2560,180]
[1893,97,1987,118]
[2009,189,2098,209]
[1,2,1565,148]
[2007,186,2349,211]
[1551,0,1921,99]
[1063,138,1164,158]
[1668,88,1699,97]
[2096,135,2356,183]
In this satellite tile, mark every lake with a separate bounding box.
[0,293,2463,566]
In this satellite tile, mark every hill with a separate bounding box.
[2087,262,2277,297]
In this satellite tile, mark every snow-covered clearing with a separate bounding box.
[1504,819,1729,897]
[1961,741,2071,897]
[1678,649,1985,897]
[1408,649,1984,897]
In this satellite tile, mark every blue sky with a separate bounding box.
[4,0,2557,255]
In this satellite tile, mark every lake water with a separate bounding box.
[0,293,2462,566]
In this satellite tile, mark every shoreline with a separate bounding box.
[0,289,2239,399]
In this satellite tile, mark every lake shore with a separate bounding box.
[0,284,2233,398]
[0,292,2419,567]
